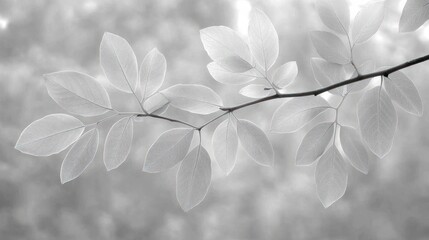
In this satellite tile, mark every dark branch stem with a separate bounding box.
[137,114,197,129]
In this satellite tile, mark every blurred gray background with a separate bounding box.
[1,0,429,239]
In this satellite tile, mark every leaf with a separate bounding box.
[100,32,138,93]
[44,71,112,117]
[351,1,385,44]
[296,122,335,166]
[310,31,350,64]
[384,71,423,116]
[15,114,84,156]
[271,61,298,89]
[207,62,257,85]
[212,116,238,175]
[176,145,212,212]
[348,60,375,93]
[237,119,274,166]
[399,0,429,32]
[60,128,99,184]
[358,87,397,158]
[161,84,222,115]
[339,126,369,174]
[140,48,167,101]
[248,8,279,70]
[239,84,272,99]
[315,146,348,208]
[216,56,254,73]
[200,26,252,63]
[143,128,194,173]
[311,58,346,95]
[315,0,350,35]
[103,117,134,171]
[143,92,169,114]
[271,97,331,133]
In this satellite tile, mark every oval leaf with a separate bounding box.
[248,9,279,70]
[100,32,138,93]
[176,145,212,212]
[296,122,335,166]
[358,87,397,158]
[212,117,238,175]
[239,84,272,99]
[310,31,350,64]
[207,62,257,85]
[61,128,99,183]
[311,58,346,95]
[399,0,429,32]
[44,71,112,117]
[216,56,254,73]
[140,48,167,101]
[143,92,169,114]
[351,1,385,44]
[16,114,84,156]
[237,119,274,166]
[339,126,369,174]
[272,61,298,89]
[104,117,134,171]
[161,84,222,115]
[143,128,194,173]
[315,146,348,208]
[271,96,331,133]
[316,0,350,35]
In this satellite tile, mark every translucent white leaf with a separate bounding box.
[311,58,346,95]
[143,128,194,173]
[140,48,167,101]
[61,128,99,184]
[315,146,348,208]
[351,1,385,44]
[399,0,429,32]
[161,84,222,115]
[239,84,271,99]
[44,71,112,117]
[237,119,274,166]
[216,56,254,73]
[100,32,138,93]
[176,145,212,212]
[316,0,350,35]
[104,117,134,171]
[348,60,375,93]
[15,114,84,156]
[248,9,279,70]
[212,117,238,175]
[200,26,252,63]
[339,126,369,174]
[271,97,331,133]
[358,87,397,158]
[207,62,257,85]
[296,122,335,166]
[143,92,169,114]
[271,61,298,89]
[310,31,350,64]
[385,71,423,116]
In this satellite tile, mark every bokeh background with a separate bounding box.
[1,0,429,239]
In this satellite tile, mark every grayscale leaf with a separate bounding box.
[104,117,134,171]
[351,1,385,44]
[44,71,112,117]
[200,26,252,63]
[315,146,348,208]
[176,145,212,212]
[212,117,238,175]
[161,84,222,115]
[143,93,169,114]
[15,114,84,156]
[100,32,138,93]
[216,56,254,73]
[358,87,397,158]
[311,58,346,95]
[248,8,279,71]
[239,84,271,99]
[207,62,257,85]
[310,31,350,64]
[271,61,298,89]
[399,0,429,32]
[144,128,194,173]
[385,71,423,116]
[271,97,331,133]
[237,119,274,167]
[339,126,369,174]
[140,48,167,101]
[296,122,335,166]
[315,0,350,35]
[348,60,375,93]
[61,128,99,184]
